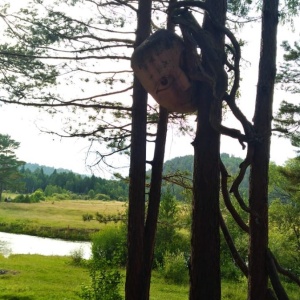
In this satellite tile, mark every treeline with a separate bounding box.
[19,165,129,201]
[16,153,277,202]
[17,154,250,201]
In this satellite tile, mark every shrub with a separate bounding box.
[160,252,189,285]
[51,193,70,200]
[13,194,31,203]
[95,193,110,201]
[88,189,95,199]
[82,213,94,221]
[78,258,122,300]
[154,230,190,267]
[31,189,45,202]
[70,247,85,266]
[91,225,126,266]
[221,259,243,280]
[14,194,31,203]
[153,188,190,267]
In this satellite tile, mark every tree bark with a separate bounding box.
[125,0,152,299]
[142,107,168,300]
[190,1,227,299]
[248,0,279,299]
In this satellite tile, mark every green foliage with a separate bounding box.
[0,134,25,200]
[44,184,68,196]
[51,193,71,200]
[95,193,111,201]
[19,166,128,200]
[91,225,127,266]
[154,189,190,267]
[82,213,94,221]
[31,189,45,202]
[160,252,189,285]
[70,247,86,266]
[88,189,95,199]
[13,194,31,203]
[79,228,124,300]
[78,258,123,300]
[269,198,300,276]
[157,154,249,201]
[13,189,45,203]
[274,39,300,147]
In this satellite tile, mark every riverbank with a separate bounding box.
[0,200,125,241]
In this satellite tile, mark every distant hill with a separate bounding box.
[23,163,77,176]
[162,153,244,176]
[148,153,248,200]
[21,154,278,201]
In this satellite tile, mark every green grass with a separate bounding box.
[0,200,299,299]
[0,254,89,300]
[0,200,126,240]
[0,254,299,299]
[0,254,189,300]
[0,200,125,228]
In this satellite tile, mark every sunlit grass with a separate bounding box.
[0,254,298,299]
[0,254,90,300]
[0,200,126,230]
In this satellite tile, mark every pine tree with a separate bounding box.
[0,134,25,200]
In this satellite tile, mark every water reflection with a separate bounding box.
[0,232,92,259]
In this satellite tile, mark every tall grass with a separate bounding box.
[0,200,126,240]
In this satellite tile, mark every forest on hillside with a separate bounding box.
[9,153,284,203]
[17,163,129,201]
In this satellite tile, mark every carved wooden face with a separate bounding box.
[131,30,196,113]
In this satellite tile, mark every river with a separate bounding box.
[0,232,92,259]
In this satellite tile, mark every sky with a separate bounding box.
[0,7,299,178]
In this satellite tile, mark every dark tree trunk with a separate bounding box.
[142,107,168,300]
[190,1,227,299]
[191,110,221,300]
[248,0,279,299]
[125,0,152,298]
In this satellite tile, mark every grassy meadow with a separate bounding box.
[1,254,299,300]
[0,199,299,299]
[0,199,126,240]
[0,254,190,300]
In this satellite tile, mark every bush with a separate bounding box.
[82,213,94,221]
[88,189,95,199]
[91,225,126,266]
[13,194,31,203]
[51,193,70,200]
[70,247,85,266]
[78,258,122,300]
[154,230,190,267]
[13,190,46,203]
[95,193,110,201]
[221,259,243,280]
[153,188,190,267]
[160,252,189,285]
[31,189,45,202]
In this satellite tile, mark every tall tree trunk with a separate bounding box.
[190,1,227,299]
[125,0,152,298]
[248,0,279,299]
[142,107,168,300]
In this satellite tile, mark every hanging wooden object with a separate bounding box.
[131,29,196,113]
